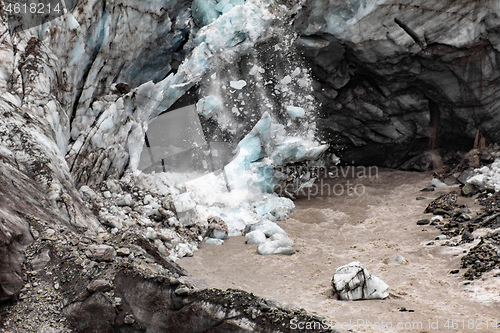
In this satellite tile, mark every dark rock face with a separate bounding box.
[462,231,500,280]
[294,0,500,168]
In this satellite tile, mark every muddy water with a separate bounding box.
[178,169,500,332]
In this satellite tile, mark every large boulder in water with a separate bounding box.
[331,261,389,300]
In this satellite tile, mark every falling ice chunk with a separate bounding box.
[297,78,309,88]
[291,67,301,76]
[196,95,223,117]
[249,65,265,76]
[286,105,305,118]
[230,80,247,90]
[280,75,292,85]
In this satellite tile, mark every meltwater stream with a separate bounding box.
[179,169,500,332]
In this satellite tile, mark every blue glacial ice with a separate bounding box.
[224,111,328,194]
[131,1,331,255]
[254,196,295,222]
[286,105,306,118]
[143,2,274,121]
[246,220,286,237]
[196,95,223,117]
[192,0,220,26]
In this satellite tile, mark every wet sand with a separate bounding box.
[178,169,500,332]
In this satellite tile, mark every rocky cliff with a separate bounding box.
[295,0,500,168]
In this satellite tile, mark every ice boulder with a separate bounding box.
[254,196,294,221]
[224,112,328,195]
[245,230,267,244]
[205,238,224,245]
[174,193,197,213]
[431,178,448,188]
[332,261,389,301]
[257,233,295,255]
[245,220,286,237]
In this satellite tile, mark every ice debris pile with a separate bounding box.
[168,171,297,252]
[466,159,500,192]
[138,1,330,255]
[331,261,389,301]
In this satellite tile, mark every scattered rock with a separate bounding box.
[31,249,51,273]
[431,215,443,223]
[123,314,135,325]
[417,219,430,225]
[87,279,113,293]
[114,82,131,95]
[449,269,460,274]
[79,186,97,202]
[420,187,435,192]
[174,286,191,296]
[416,196,426,200]
[116,194,133,206]
[99,214,123,229]
[433,208,453,216]
[461,227,474,243]
[398,307,414,312]
[383,254,408,265]
[86,244,117,262]
[116,247,131,256]
[206,216,228,240]
[424,191,457,214]
[462,231,500,280]
[461,184,478,196]
[331,261,389,301]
